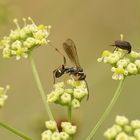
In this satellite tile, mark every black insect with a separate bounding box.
[111,40,132,53]
[53,39,89,98]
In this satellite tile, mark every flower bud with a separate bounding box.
[102,50,111,57]
[134,129,140,140]
[127,63,138,74]
[10,30,20,41]
[54,88,64,96]
[64,89,73,94]
[11,40,22,49]
[108,53,120,64]
[51,132,61,140]
[135,60,140,69]
[104,126,118,139]
[60,93,71,105]
[130,51,140,59]
[60,132,70,140]
[0,86,9,108]
[61,122,77,135]
[47,91,59,103]
[23,37,37,48]
[115,116,129,126]
[128,136,137,140]
[124,125,132,134]
[117,58,129,68]
[131,120,140,129]
[41,130,52,140]
[3,47,11,58]
[45,121,57,131]
[116,132,128,140]
[71,99,80,109]
[73,88,87,100]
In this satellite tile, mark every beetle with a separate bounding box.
[111,40,132,53]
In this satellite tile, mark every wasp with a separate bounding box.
[53,39,89,98]
[111,40,132,53]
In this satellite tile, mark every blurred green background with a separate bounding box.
[0,0,140,140]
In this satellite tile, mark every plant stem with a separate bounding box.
[68,105,72,122]
[0,121,32,140]
[29,54,54,121]
[85,79,125,140]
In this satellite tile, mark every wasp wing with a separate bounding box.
[63,39,80,67]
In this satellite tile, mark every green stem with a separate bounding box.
[85,79,125,140]
[29,54,54,121]
[0,121,32,140]
[68,105,72,122]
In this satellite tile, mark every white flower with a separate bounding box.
[47,91,59,103]
[71,99,80,109]
[130,51,140,59]
[127,63,138,74]
[134,129,140,140]
[115,116,129,126]
[60,93,71,105]
[116,132,128,140]
[131,120,140,129]
[0,17,51,60]
[41,130,52,140]
[117,58,129,68]
[0,85,10,108]
[45,120,57,131]
[51,132,61,140]
[124,125,132,134]
[104,126,119,139]
[135,60,140,69]
[73,88,88,100]
[112,73,124,80]
[108,53,120,64]
[60,132,70,140]
[61,122,77,135]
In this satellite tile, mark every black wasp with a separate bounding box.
[111,40,132,53]
[53,39,89,98]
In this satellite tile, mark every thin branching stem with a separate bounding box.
[29,54,54,121]
[0,121,32,140]
[86,79,125,140]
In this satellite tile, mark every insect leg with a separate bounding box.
[84,79,89,100]
[53,65,62,84]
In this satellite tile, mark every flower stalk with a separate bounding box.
[86,78,125,140]
[0,121,32,140]
[29,54,54,121]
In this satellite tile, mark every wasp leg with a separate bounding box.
[84,79,89,100]
[53,69,57,84]
[53,65,62,84]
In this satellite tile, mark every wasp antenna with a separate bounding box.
[49,43,67,66]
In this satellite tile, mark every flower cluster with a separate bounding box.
[47,79,88,109]
[0,17,51,60]
[41,120,77,140]
[98,48,140,80]
[0,85,10,108]
[104,115,140,140]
